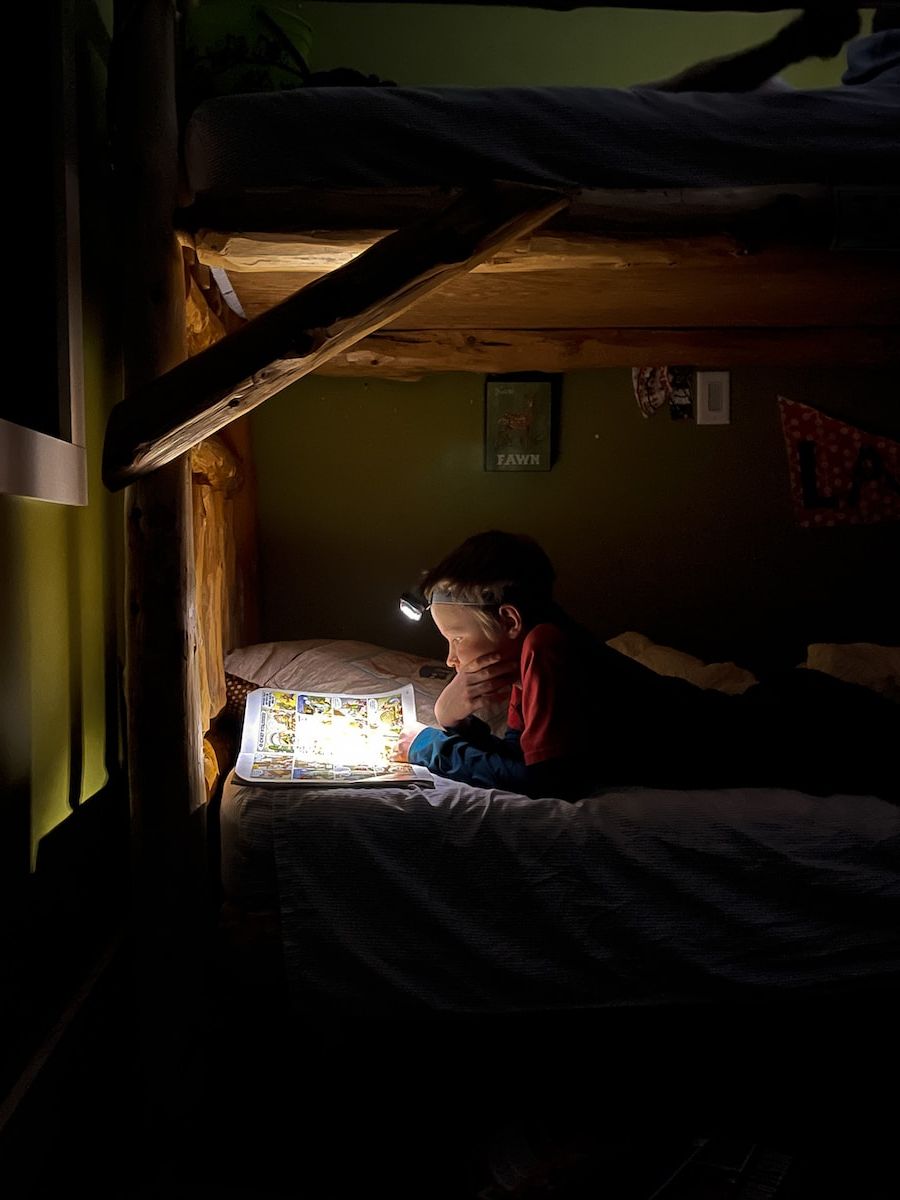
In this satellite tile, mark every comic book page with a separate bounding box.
[235,684,433,787]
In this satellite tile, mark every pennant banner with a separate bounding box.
[778,397,900,528]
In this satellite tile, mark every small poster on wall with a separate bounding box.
[485,375,557,472]
[778,396,900,528]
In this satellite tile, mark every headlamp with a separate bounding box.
[399,592,428,621]
[399,587,497,621]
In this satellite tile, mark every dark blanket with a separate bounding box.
[270,778,900,1015]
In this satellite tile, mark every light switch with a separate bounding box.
[696,371,730,425]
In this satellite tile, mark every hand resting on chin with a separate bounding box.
[433,652,518,729]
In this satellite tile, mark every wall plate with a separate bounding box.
[695,371,730,425]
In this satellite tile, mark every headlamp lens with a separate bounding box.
[399,592,427,621]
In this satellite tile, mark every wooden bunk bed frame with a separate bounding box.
[108,0,897,966]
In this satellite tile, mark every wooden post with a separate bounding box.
[112,0,207,1149]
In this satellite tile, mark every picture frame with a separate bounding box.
[484,374,559,472]
[0,0,85,505]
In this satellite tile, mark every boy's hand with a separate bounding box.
[433,653,518,728]
[394,721,428,761]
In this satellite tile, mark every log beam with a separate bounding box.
[177,183,835,240]
[111,0,206,1152]
[113,0,206,848]
[103,181,569,489]
[312,326,900,377]
[191,228,758,275]
[199,3,873,12]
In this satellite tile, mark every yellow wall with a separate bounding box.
[251,368,900,674]
[0,1,122,869]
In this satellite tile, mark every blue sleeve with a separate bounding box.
[408,718,530,793]
[409,718,588,800]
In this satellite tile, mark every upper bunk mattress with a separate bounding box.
[184,34,900,195]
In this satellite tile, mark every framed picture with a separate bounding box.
[0,0,85,505]
[484,375,559,472]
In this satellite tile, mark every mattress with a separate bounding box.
[220,771,900,1015]
[216,630,756,906]
[185,34,900,195]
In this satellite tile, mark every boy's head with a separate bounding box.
[421,530,555,637]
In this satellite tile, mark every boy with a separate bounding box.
[399,530,898,803]
[399,530,739,799]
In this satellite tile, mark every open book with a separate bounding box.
[235,684,433,787]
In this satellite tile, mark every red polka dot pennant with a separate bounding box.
[778,396,900,528]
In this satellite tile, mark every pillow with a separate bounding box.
[225,633,758,735]
[225,639,454,726]
[804,643,900,703]
[224,671,257,722]
[606,631,758,695]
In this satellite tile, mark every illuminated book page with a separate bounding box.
[235,684,433,787]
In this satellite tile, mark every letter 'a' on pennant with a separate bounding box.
[778,397,900,528]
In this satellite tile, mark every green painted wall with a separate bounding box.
[250,5,891,673]
[0,1,122,871]
[0,4,869,838]
[302,3,855,88]
[251,369,899,675]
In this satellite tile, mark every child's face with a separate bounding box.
[431,604,518,672]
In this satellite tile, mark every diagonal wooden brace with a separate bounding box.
[102,181,570,490]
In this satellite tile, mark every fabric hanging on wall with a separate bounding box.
[632,366,693,419]
[632,367,669,417]
[778,396,900,528]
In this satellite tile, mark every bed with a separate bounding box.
[103,20,900,491]
[105,7,899,1118]
[213,635,900,1017]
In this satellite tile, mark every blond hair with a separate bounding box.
[421,531,556,631]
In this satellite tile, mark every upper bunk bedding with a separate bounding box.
[167,27,900,390]
[104,23,900,491]
[184,33,900,195]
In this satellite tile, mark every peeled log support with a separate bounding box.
[113,0,207,1151]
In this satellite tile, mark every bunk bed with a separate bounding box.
[105,6,900,487]
[178,46,900,380]
[105,0,899,1081]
